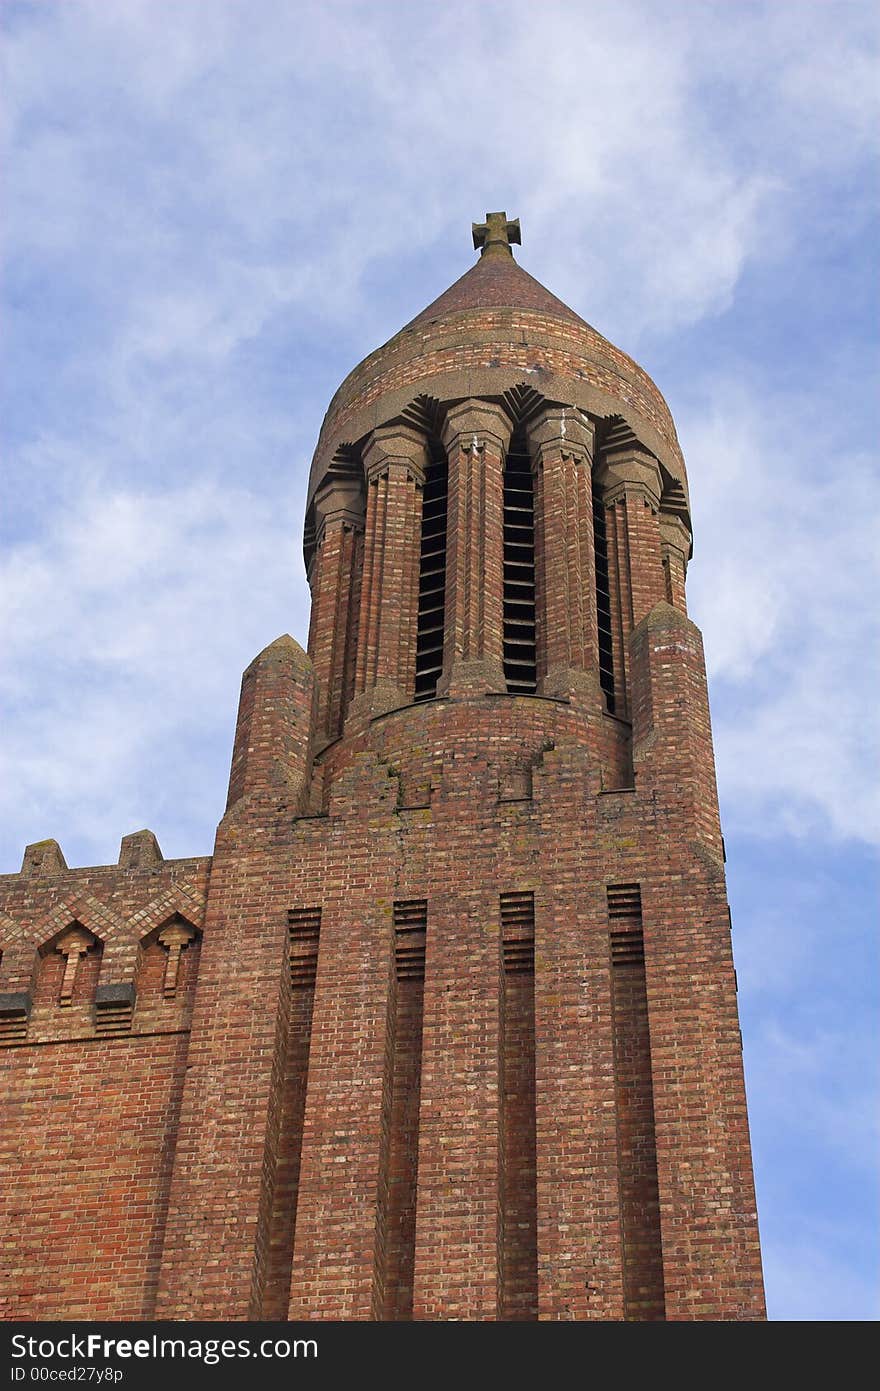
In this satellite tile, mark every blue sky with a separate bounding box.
[1,0,877,1320]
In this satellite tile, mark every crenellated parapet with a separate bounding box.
[0,833,210,1047]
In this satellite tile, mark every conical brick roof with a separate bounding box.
[406,243,587,329]
[305,217,689,556]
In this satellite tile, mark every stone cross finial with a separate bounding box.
[472,211,521,258]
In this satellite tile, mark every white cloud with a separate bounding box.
[4,0,877,353]
[763,1231,879,1321]
[683,385,880,845]
[746,1016,879,1175]
[0,472,309,865]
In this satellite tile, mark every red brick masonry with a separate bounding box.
[0,230,765,1321]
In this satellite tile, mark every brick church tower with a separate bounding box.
[0,215,765,1321]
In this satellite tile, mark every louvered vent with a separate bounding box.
[607,883,644,966]
[414,453,448,700]
[503,436,537,694]
[94,1003,133,1037]
[288,908,321,990]
[394,900,427,981]
[607,883,642,918]
[662,477,689,523]
[501,891,536,974]
[0,1013,28,1045]
[593,482,615,713]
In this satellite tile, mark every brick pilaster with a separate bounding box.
[307,476,364,742]
[642,873,766,1319]
[659,513,691,613]
[527,407,600,699]
[287,760,400,1319]
[437,399,511,697]
[412,883,501,1318]
[532,867,624,1320]
[595,448,664,717]
[156,639,315,1319]
[352,427,428,716]
[153,862,291,1319]
[285,902,395,1318]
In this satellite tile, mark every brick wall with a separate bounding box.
[0,852,209,1318]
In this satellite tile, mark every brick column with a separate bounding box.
[527,407,600,699]
[437,399,511,697]
[533,884,624,1320]
[659,513,691,613]
[594,447,664,717]
[352,426,428,716]
[307,477,364,743]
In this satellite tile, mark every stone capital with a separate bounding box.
[436,656,507,699]
[526,406,594,470]
[362,425,429,487]
[313,475,366,547]
[594,447,662,510]
[440,398,513,457]
[538,663,603,704]
[344,679,411,728]
[659,512,692,562]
